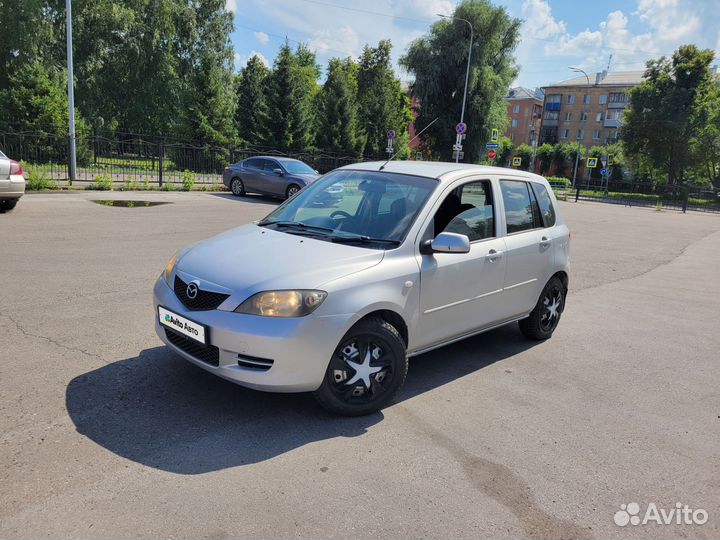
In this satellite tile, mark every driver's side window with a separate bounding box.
[429,180,495,242]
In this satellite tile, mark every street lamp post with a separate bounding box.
[439,14,473,163]
[568,66,590,188]
[66,0,76,184]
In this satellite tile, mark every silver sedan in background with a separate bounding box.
[223,156,320,199]
[0,150,25,212]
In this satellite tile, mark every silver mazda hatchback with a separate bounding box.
[154,161,570,415]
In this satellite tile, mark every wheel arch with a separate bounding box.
[551,270,569,292]
[356,309,409,348]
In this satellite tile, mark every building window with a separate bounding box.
[567,95,576,104]
[595,112,603,122]
[511,119,518,128]
[546,94,561,103]
[513,104,520,113]
[510,133,515,141]
[592,129,601,140]
[609,92,628,104]
[544,111,559,120]
[583,94,591,105]
[564,112,572,121]
[580,111,588,122]
[560,129,569,139]
[599,94,607,105]
[577,129,584,140]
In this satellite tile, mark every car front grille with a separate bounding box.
[165,328,220,367]
[174,275,230,311]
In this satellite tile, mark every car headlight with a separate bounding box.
[163,253,177,285]
[235,290,327,317]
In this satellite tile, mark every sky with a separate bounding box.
[227,0,720,90]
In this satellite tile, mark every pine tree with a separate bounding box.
[317,58,362,155]
[236,55,271,146]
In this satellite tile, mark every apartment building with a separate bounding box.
[504,87,544,146]
[539,70,645,148]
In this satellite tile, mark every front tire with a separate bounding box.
[313,317,408,416]
[230,177,245,196]
[518,276,565,340]
[285,184,301,199]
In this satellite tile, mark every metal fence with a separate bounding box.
[561,178,720,213]
[0,131,377,188]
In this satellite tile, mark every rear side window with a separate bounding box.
[530,183,556,227]
[500,180,537,234]
[244,158,263,170]
[263,159,280,171]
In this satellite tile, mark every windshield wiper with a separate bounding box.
[258,220,335,234]
[330,235,401,246]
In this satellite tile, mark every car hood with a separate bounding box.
[176,224,384,296]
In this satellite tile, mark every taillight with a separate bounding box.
[9,160,23,176]
[568,231,572,241]
[223,167,230,173]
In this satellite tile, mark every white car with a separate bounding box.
[154,161,570,415]
[0,151,25,212]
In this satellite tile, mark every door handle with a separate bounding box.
[487,249,503,261]
[540,236,552,248]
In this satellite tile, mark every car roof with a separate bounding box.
[244,156,303,163]
[338,160,549,184]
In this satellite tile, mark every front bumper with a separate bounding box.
[0,175,25,199]
[153,276,357,392]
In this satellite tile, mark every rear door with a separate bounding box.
[498,178,555,318]
[262,159,286,196]
[240,158,265,192]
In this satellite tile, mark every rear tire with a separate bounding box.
[0,199,18,212]
[518,276,565,340]
[285,184,301,199]
[230,177,245,196]
[313,317,408,416]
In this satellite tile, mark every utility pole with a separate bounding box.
[439,14,473,163]
[66,0,77,184]
[568,66,590,189]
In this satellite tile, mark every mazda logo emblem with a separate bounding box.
[186,282,199,300]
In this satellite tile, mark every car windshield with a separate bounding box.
[259,169,437,248]
[282,160,316,175]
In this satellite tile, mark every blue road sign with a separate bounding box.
[455,122,467,135]
[486,143,499,149]
[600,168,608,176]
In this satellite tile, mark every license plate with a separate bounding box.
[158,306,206,345]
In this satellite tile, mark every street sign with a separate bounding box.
[601,159,607,168]
[512,157,522,167]
[486,143,499,149]
[452,143,463,151]
[608,153,614,165]
[586,157,598,168]
[491,128,499,143]
[488,149,497,160]
[387,130,396,140]
[600,168,608,176]
[452,150,464,160]
[455,122,467,135]
[386,146,394,154]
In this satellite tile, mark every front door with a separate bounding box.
[414,179,507,350]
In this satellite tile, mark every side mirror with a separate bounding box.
[420,232,471,255]
[273,168,284,176]
[314,169,319,174]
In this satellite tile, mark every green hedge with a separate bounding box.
[546,176,570,188]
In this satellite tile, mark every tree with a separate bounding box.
[400,0,520,162]
[317,58,362,155]
[496,137,514,167]
[357,40,412,158]
[622,44,715,185]
[691,77,720,187]
[535,143,554,174]
[515,144,533,170]
[266,42,319,151]
[236,55,271,146]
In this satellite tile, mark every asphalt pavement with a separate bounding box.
[1,191,718,538]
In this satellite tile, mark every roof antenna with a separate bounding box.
[379,117,439,171]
